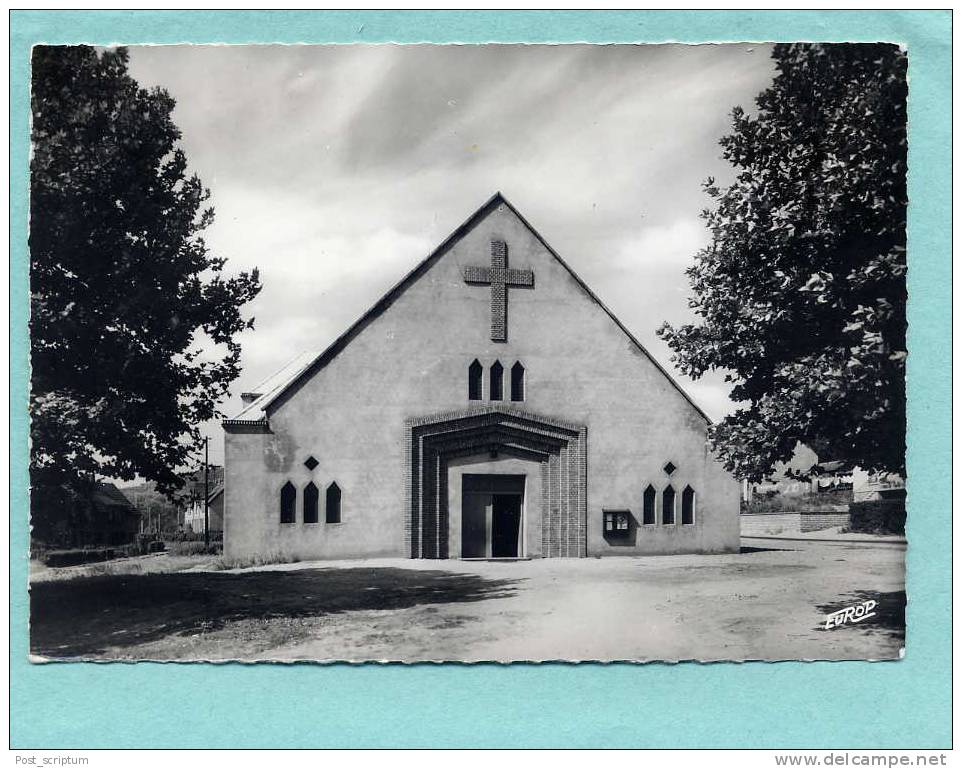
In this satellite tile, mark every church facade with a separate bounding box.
[222,194,740,561]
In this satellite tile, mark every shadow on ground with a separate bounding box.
[31,567,519,657]
[739,546,794,554]
[816,590,906,641]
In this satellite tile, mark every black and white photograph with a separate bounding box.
[28,42,907,663]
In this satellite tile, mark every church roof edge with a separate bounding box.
[496,195,712,424]
[253,191,711,424]
[258,192,511,415]
[225,349,324,423]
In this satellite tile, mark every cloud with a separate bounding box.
[124,43,776,462]
[615,218,710,270]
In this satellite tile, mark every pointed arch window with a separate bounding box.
[510,362,525,402]
[662,485,676,525]
[643,484,656,525]
[326,481,341,524]
[304,482,319,524]
[280,481,296,524]
[682,485,695,525]
[468,359,483,400]
[490,360,504,401]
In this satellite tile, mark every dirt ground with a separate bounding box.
[29,537,905,663]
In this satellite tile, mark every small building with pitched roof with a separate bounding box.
[184,483,225,536]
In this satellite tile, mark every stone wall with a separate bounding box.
[740,511,850,537]
[799,512,850,532]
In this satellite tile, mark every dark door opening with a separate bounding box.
[491,494,522,557]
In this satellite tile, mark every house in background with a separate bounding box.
[184,483,224,535]
[851,469,906,502]
[85,483,142,545]
[32,481,142,548]
[741,443,904,504]
[181,465,225,536]
[742,444,826,501]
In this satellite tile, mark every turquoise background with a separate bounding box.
[9,11,951,748]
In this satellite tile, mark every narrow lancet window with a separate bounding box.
[468,359,483,400]
[326,482,341,523]
[662,485,676,525]
[643,484,656,525]
[682,485,695,525]
[280,481,296,524]
[304,482,319,524]
[511,362,525,402]
[490,360,504,401]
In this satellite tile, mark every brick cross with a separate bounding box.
[463,240,534,342]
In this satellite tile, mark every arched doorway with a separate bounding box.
[405,406,587,558]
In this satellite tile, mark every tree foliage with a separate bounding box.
[658,43,907,482]
[30,46,261,495]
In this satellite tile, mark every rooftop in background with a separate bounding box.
[92,483,139,516]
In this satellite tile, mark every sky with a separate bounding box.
[126,44,777,466]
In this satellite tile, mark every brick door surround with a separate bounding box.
[405,406,587,558]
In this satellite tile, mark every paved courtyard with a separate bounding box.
[30,538,905,662]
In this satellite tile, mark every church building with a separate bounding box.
[222,193,740,561]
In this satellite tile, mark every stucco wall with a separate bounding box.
[224,201,740,560]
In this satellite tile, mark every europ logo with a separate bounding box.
[823,599,877,629]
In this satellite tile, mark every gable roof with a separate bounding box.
[92,483,139,517]
[226,192,710,424]
[226,349,324,423]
